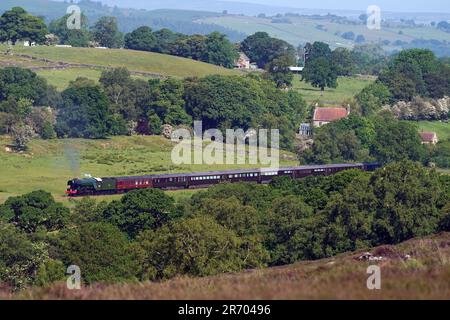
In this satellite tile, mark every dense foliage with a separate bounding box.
[48,13,91,47]
[1,161,448,290]
[300,113,425,165]
[125,27,239,68]
[241,32,296,69]
[0,7,47,44]
[183,75,308,147]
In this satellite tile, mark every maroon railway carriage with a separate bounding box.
[66,163,378,196]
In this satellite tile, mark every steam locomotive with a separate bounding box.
[66,163,380,197]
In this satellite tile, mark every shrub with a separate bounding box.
[57,222,138,284]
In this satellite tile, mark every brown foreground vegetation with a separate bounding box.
[3,233,450,300]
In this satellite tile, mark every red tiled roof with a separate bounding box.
[313,107,348,122]
[419,132,437,142]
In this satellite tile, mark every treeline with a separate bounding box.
[0,67,308,151]
[124,27,239,68]
[356,49,450,118]
[0,161,448,290]
[300,112,437,165]
[0,7,240,69]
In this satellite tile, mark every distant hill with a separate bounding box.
[0,0,246,41]
[199,14,450,55]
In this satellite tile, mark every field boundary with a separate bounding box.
[1,51,167,79]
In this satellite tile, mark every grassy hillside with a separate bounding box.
[0,135,298,205]
[200,15,450,49]
[7,232,449,300]
[293,75,375,106]
[0,45,239,80]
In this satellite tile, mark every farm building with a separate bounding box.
[235,52,251,69]
[313,107,350,127]
[419,132,439,145]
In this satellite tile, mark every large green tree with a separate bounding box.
[302,56,338,93]
[0,7,47,44]
[241,32,296,69]
[133,216,266,281]
[48,13,91,47]
[103,188,178,239]
[202,32,239,68]
[124,26,156,52]
[0,190,70,233]
[57,222,138,284]
[56,80,110,138]
[92,16,123,48]
[264,54,295,88]
[0,222,48,290]
[0,67,48,105]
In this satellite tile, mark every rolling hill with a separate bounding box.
[6,232,450,299]
[199,14,450,52]
[0,45,240,88]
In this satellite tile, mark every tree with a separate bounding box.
[371,117,425,164]
[241,32,296,68]
[183,74,307,150]
[56,81,110,138]
[146,78,190,126]
[0,7,47,44]
[0,67,48,105]
[378,49,448,102]
[266,196,316,265]
[103,188,177,239]
[169,34,207,61]
[9,122,34,151]
[0,222,48,290]
[49,13,91,47]
[317,161,445,257]
[152,28,184,53]
[0,190,70,233]
[124,26,156,52]
[264,54,295,88]
[133,216,265,281]
[356,82,392,115]
[331,47,355,76]
[92,16,123,48]
[304,41,332,62]
[202,32,239,68]
[57,223,138,284]
[302,57,338,93]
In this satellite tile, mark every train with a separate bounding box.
[65,163,380,197]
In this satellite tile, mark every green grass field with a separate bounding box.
[1,45,239,79]
[0,135,298,205]
[34,68,155,91]
[200,15,450,48]
[35,68,103,91]
[418,121,450,141]
[293,75,375,106]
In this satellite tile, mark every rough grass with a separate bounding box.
[418,121,450,141]
[292,75,375,106]
[6,232,449,300]
[0,135,298,205]
[1,45,239,78]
